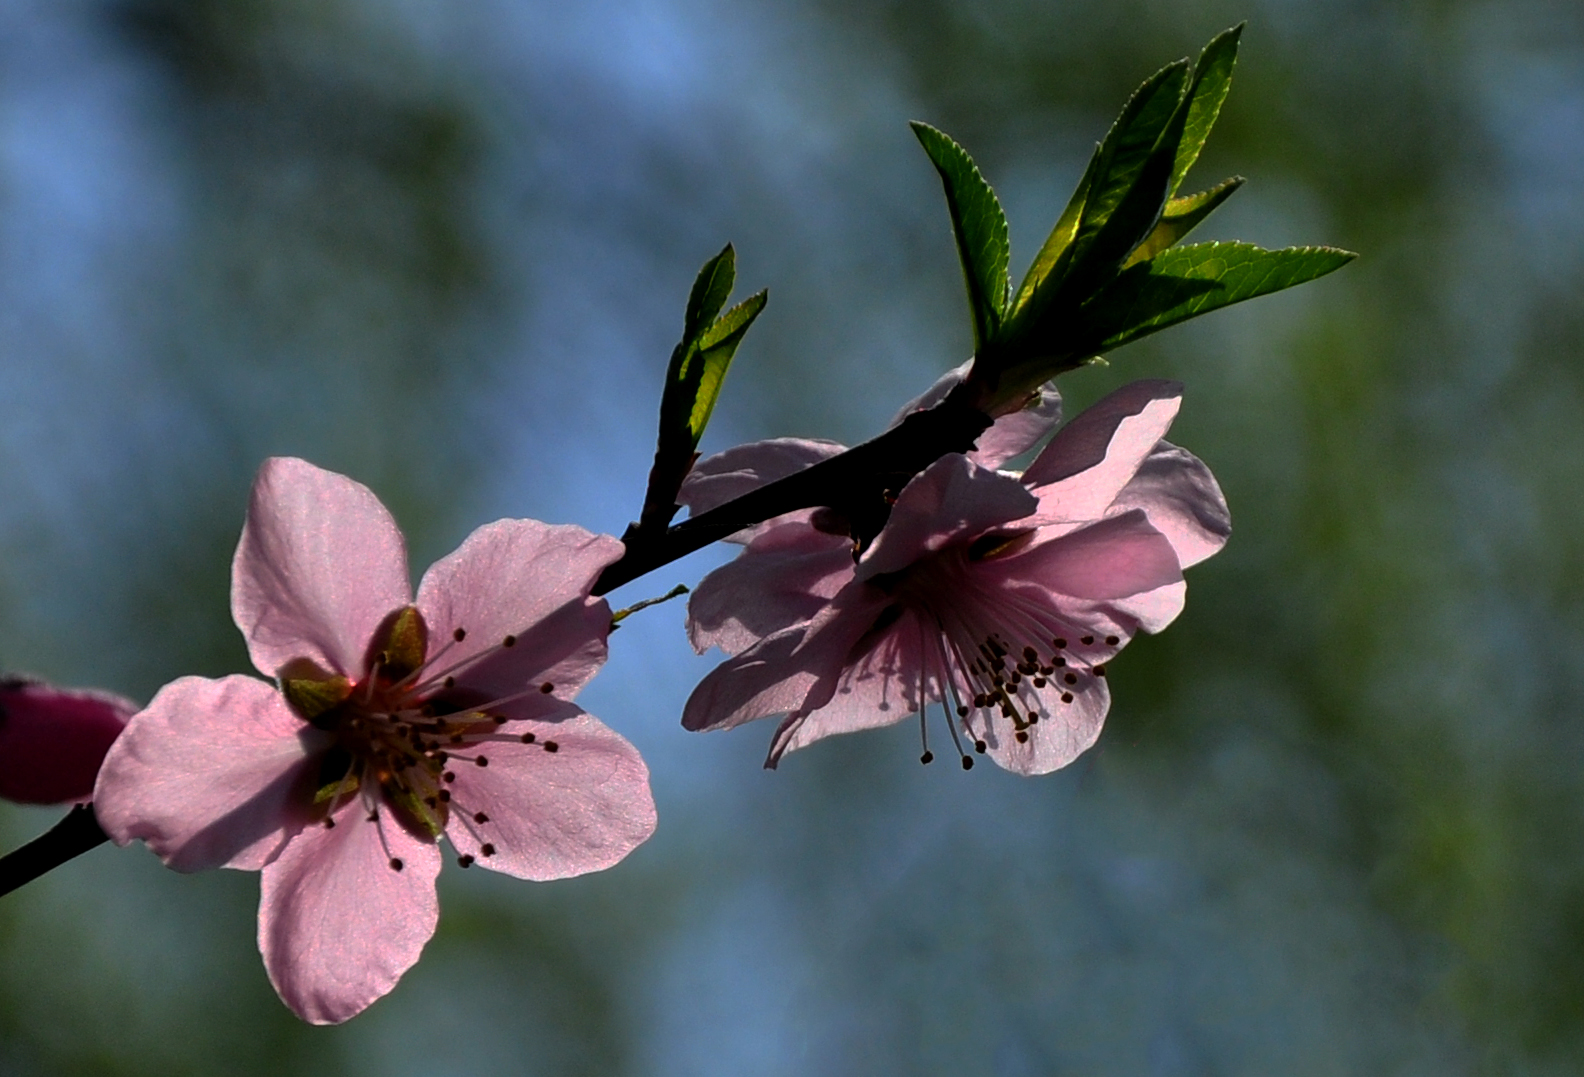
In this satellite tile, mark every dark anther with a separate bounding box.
[974,740,987,753]
[481,843,496,857]
[444,676,456,689]
[493,715,507,725]
[1033,677,1047,688]
[1081,635,1094,646]
[1015,731,1029,743]
[920,751,934,765]
[956,705,969,717]
[438,789,451,802]
[520,731,536,744]
[475,755,489,767]
[1061,692,1073,703]
[1106,635,1119,646]
[474,811,489,824]
[1023,646,1038,662]
[324,818,336,829]
[1054,637,1067,649]
[502,634,517,648]
[540,682,554,694]
[389,858,404,872]
[1094,665,1107,678]
[543,740,560,753]
[443,771,456,783]
[1064,672,1078,685]
[453,627,467,642]
[1027,712,1039,724]
[961,756,974,771]
[457,854,475,868]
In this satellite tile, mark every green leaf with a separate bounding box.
[1011,147,1100,315]
[910,121,1010,350]
[686,290,767,440]
[1083,241,1357,351]
[1010,60,1189,334]
[1170,25,1242,196]
[1069,60,1189,259]
[684,244,736,346]
[1124,176,1244,266]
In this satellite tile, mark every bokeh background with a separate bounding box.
[0,0,1580,1072]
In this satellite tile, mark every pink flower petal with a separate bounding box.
[258,805,441,1025]
[416,520,622,706]
[859,456,1037,579]
[981,676,1109,776]
[678,437,846,516]
[232,458,413,679]
[1024,381,1183,528]
[0,679,134,805]
[889,360,1063,467]
[687,521,853,656]
[94,675,321,872]
[766,611,925,766]
[444,705,656,880]
[1013,510,1183,601]
[1105,580,1188,635]
[683,587,887,733]
[1110,442,1231,569]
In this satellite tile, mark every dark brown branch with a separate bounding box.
[0,803,108,898]
[595,381,992,595]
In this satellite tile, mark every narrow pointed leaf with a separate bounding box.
[1083,241,1357,351]
[1011,60,1189,336]
[1170,25,1242,196]
[910,121,1010,349]
[1011,146,1100,315]
[1070,60,1189,257]
[1124,176,1244,266]
[687,290,767,440]
[684,244,736,345]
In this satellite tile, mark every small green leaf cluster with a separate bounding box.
[912,25,1355,414]
[630,244,767,539]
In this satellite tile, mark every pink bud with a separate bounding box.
[0,678,136,805]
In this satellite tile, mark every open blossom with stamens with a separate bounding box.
[94,457,656,1024]
[680,379,1229,775]
[0,677,135,804]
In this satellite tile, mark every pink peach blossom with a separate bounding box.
[94,457,656,1024]
[681,379,1229,775]
[0,678,135,804]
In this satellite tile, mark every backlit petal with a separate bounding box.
[232,458,412,679]
[859,456,1036,580]
[445,704,656,881]
[1025,381,1183,528]
[416,520,622,704]
[258,804,441,1025]
[687,521,852,655]
[94,675,321,872]
[1110,441,1231,569]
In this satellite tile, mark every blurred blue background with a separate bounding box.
[1,0,1582,1072]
